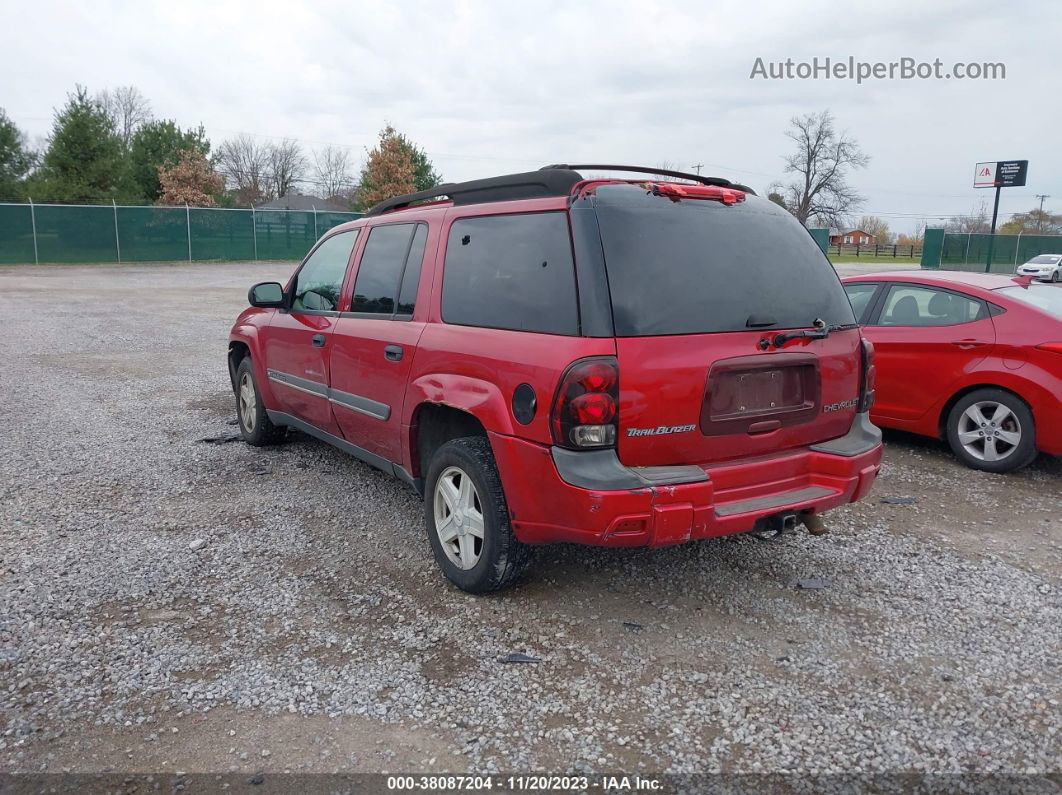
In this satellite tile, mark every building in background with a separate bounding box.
[829,228,876,246]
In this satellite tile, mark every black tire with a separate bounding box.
[1051,269,1060,283]
[945,388,1037,473]
[234,356,286,446]
[423,436,533,593]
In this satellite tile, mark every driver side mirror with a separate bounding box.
[248,282,285,308]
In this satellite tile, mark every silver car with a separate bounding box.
[1016,253,1062,282]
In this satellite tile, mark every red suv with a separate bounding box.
[228,165,882,592]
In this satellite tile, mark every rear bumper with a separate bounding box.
[492,413,882,547]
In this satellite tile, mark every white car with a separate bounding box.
[1016,254,1062,282]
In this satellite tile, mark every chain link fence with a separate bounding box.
[0,202,363,265]
[935,231,1062,273]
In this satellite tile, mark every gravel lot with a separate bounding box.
[0,261,1059,784]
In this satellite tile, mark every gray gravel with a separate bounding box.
[0,262,1059,778]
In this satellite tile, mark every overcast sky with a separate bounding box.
[2,0,1057,233]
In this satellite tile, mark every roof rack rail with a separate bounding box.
[364,169,582,216]
[364,163,756,216]
[544,164,720,188]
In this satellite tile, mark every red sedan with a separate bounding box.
[841,271,1062,472]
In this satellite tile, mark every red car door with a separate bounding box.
[262,229,360,435]
[328,221,430,464]
[863,283,995,421]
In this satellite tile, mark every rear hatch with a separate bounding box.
[588,184,861,468]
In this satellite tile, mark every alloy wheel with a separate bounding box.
[433,466,485,570]
[956,400,1021,462]
[238,372,257,432]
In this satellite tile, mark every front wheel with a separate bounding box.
[424,436,532,593]
[1051,269,1060,283]
[945,388,1037,473]
[235,356,286,446]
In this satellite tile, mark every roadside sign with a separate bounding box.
[973,158,1030,272]
[997,160,1028,187]
[974,159,1028,188]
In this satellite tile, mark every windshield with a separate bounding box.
[996,285,1062,317]
[590,185,856,336]
[1028,255,1061,264]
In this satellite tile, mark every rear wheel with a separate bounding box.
[945,388,1037,473]
[235,356,286,446]
[424,436,532,593]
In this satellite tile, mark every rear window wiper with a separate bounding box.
[760,319,857,349]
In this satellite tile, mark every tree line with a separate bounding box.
[0,85,441,210]
[1,94,1053,236]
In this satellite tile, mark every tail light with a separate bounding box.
[858,336,876,412]
[551,357,619,449]
[1037,342,1062,355]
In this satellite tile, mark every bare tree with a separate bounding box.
[857,215,892,245]
[267,138,307,198]
[313,145,351,200]
[214,134,271,204]
[652,160,695,183]
[781,110,869,227]
[944,200,991,234]
[97,86,152,149]
[896,221,926,248]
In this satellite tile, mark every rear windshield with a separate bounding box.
[591,185,856,336]
[996,285,1062,316]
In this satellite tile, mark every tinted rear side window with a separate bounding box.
[442,212,578,334]
[352,223,415,314]
[397,223,428,316]
[590,185,856,336]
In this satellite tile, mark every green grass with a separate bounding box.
[828,253,922,264]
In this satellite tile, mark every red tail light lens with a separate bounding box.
[552,357,620,449]
[570,392,616,425]
[858,336,876,412]
[574,362,617,392]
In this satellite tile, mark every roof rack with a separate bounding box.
[542,163,735,188]
[364,169,582,216]
[364,163,755,216]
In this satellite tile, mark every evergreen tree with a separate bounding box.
[129,120,209,202]
[0,108,33,200]
[39,86,129,202]
[392,128,442,192]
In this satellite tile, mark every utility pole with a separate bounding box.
[1035,194,1050,232]
[984,184,1001,272]
[692,163,704,175]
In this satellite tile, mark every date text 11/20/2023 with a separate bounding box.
[386,774,663,791]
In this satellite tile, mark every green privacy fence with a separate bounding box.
[921,227,1062,273]
[0,202,363,265]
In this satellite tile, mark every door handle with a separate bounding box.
[384,344,404,361]
[951,339,987,349]
[311,334,326,348]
